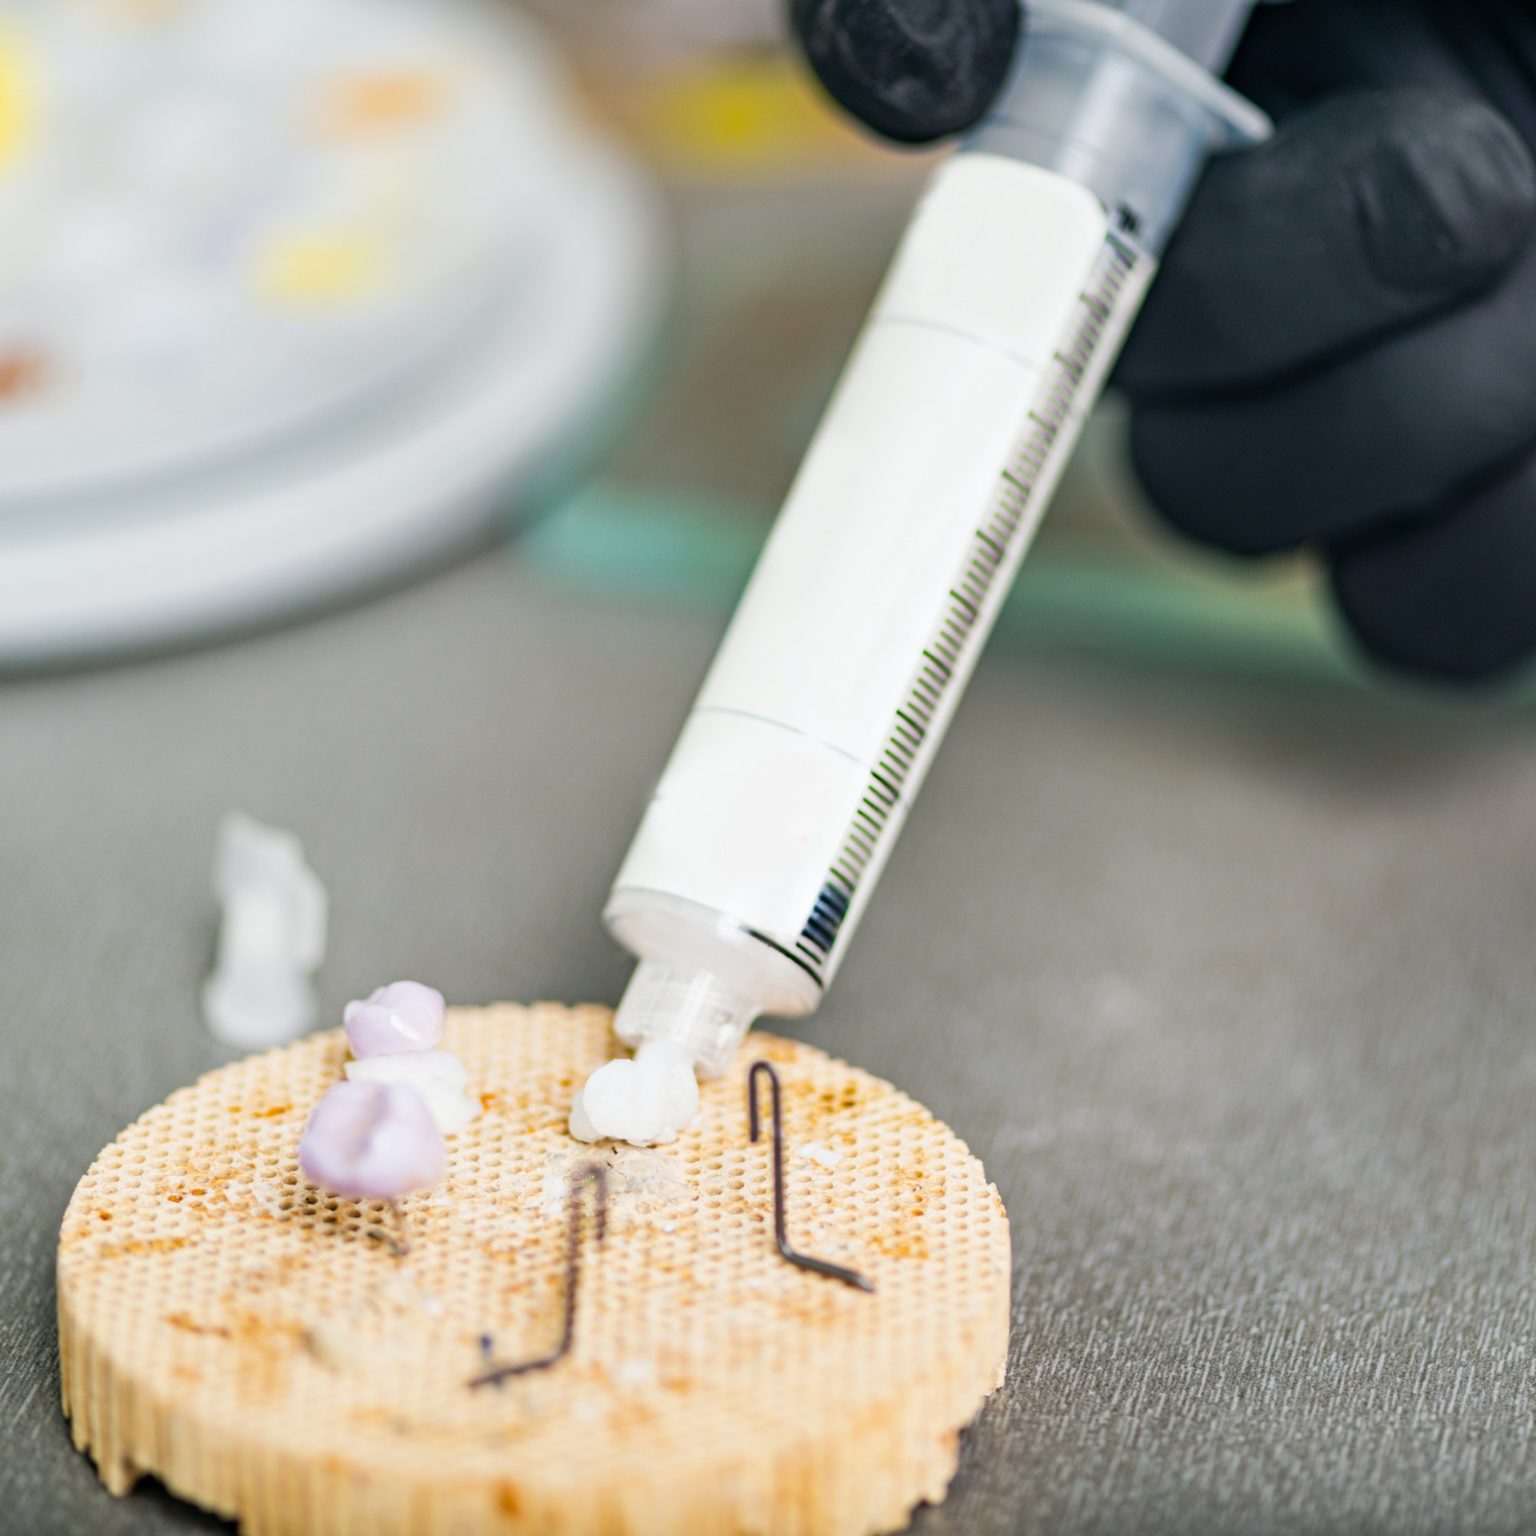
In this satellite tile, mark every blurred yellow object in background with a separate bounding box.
[575,51,915,181]
[0,26,37,176]
[642,55,839,171]
[256,231,385,305]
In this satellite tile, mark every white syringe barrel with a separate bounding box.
[604,0,1267,1076]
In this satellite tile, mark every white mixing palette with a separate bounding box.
[0,0,662,660]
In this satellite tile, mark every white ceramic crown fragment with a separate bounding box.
[202,812,329,1050]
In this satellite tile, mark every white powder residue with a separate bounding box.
[795,1141,843,1169]
[539,1146,688,1217]
[540,1165,569,1218]
[610,1357,656,1390]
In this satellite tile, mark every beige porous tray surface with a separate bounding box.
[58,1003,1011,1536]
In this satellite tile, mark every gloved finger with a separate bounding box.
[1128,236,1536,554]
[1117,91,1536,399]
[789,0,1019,144]
[1327,450,1536,683]
[1228,0,1536,148]
[1222,0,1499,121]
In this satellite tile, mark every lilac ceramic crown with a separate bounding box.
[298,1079,444,1201]
[344,980,445,1058]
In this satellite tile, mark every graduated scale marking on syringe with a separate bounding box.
[790,225,1141,987]
[574,0,1277,1142]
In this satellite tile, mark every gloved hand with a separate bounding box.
[791,0,1536,683]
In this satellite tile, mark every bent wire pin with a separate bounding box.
[748,1060,872,1292]
[471,1162,608,1386]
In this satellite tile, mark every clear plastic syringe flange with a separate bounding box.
[601,0,1271,1085]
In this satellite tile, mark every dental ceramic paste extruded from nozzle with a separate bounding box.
[569,1039,700,1147]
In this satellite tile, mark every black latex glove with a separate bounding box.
[792,0,1536,683]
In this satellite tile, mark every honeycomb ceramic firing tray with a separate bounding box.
[58,1004,1011,1535]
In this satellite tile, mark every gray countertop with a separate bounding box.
[5,551,1536,1535]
